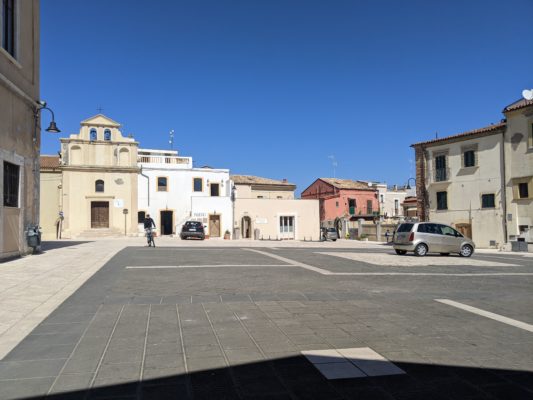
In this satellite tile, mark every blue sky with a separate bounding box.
[40,0,533,194]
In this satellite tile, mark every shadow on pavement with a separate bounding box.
[40,241,93,251]
[16,356,533,400]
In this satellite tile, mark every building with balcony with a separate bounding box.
[301,178,379,236]
[232,175,319,240]
[138,149,232,238]
[39,114,139,239]
[1,0,41,259]
[412,95,533,248]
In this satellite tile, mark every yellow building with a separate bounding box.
[1,0,41,259]
[40,115,139,239]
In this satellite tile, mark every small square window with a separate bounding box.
[193,178,203,192]
[157,177,168,191]
[518,182,529,199]
[464,150,475,167]
[436,191,447,210]
[210,183,220,197]
[137,211,146,223]
[481,194,495,208]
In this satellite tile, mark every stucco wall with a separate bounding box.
[504,108,533,238]
[425,134,506,248]
[0,0,40,259]
[61,169,138,237]
[234,198,320,241]
[321,190,378,222]
[39,170,62,240]
[138,165,231,236]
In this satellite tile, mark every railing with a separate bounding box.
[434,167,450,182]
[138,155,191,165]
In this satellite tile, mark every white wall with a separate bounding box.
[138,164,232,236]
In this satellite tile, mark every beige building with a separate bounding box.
[412,96,533,248]
[232,175,320,240]
[0,1,41,259]
[40,115,139,239]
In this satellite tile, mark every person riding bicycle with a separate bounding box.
[143,214,156,247]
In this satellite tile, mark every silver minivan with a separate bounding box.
[393,222,475,257]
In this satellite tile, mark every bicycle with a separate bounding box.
[145,228,156,247]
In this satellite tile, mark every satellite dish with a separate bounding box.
[522,89,533,101]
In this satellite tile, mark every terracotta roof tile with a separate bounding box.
[503,98,533,112]
[40,155,60,169]
[411,122,506,147]
[320,178,374,190]
[231,175,294,186]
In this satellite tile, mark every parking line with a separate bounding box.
[435,299,533,333]
[125,264,290,269]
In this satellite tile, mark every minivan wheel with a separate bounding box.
[395,249,407,255]
[414,243,428,257]
[460,244,473,257]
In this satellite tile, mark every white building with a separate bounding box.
[137,149,232,238]
[232,175,320,241]
[373,183,409,221]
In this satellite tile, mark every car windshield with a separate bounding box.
[327,228,336,232]
[396,223,414,233]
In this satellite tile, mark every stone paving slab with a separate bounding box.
[0,245,532,399]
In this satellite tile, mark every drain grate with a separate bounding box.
[301,347,405,380]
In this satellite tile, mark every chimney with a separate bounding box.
[282,179,287,183]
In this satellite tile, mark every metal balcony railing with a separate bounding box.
[434,167,450,182]
[138,155,191,165]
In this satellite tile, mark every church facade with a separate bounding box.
[40,115,139,239]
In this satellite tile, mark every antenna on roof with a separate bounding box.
[435,131,438,139]
[169,129,175,150]
[523,89,533,101]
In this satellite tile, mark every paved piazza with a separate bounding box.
[0,241,532,399]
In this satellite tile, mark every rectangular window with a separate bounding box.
[394,199,399,215]
[366,200,373,214]
[3,161,20,207]
[348,199,356,214]
[481,194,495,208]
[435,155,447,181]
[157,177,168,191]
[210,183,219,197]
[335,201,339,207]
[464,150,475,167]
[518,182,529,199]
[436,191,447,210]
[137,211,146,223]
[2,0,16,57]
[193,178,203,192]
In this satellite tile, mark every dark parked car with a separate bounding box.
[180,221,205,240]
[321,227,338,241]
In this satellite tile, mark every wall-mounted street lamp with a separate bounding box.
[406,177,416,190]
[33,101,61,141]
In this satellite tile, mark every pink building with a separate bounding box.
[301,178,379,226]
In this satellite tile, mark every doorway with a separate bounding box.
[279,216,295,240]
[160,211,173,235]
[455,223,472,239]
[209,215,221,237]
[91,201,109,228]
[242,216,252,239]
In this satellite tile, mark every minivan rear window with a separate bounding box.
[396,223,414,233]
